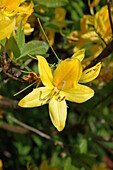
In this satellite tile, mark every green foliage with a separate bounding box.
[0,0,113,170]
[0,38,6,54]
[8,37,21,58]
[64,157,79,170]
[7,21,49,61]
[35,0,69,8]
[16,20,25,49]
[19,40,49,58]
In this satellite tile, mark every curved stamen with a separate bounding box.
[39,89,55,104]
[39,81,66,105]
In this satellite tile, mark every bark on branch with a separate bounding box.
[85,39,113,69]
[0,95,20,109]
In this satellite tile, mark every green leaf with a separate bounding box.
[1,38,6,47]
[0,38,6,54]
[37,0,68,8]
[16,20,25,49]
[79,139,87,154]
[99,141,113,150]
[64,157,79,170]
[19,40,49,58]
[8,37,21,58]
[44,22,61,31]
[72,153,96,169]
[32,135,42,146]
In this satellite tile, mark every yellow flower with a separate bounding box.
[94,5,113,44]
[69,5,113,57]
[69,15,99,53]
[23,23,34,35]
[16,1,34,27]
[0,0,21,16]
[0,0,18,40]
[19,50,101,131]
[0,0,34,40]
[0,16,16,40]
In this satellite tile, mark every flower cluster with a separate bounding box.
[69,5,113,61]
[0,0,34,41]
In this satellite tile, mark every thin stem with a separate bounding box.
[6,114,64,147]
[27,54,37,60]
[15,54,37,62]
[3,71,23,82]
[107,0,113,35]
[88,0,94,15]
[7,114,51,139]
[38,18,60,61]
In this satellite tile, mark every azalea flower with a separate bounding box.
[0,0,34,40]
[69,15,99,53]
[16,1,34,35]
[69,5,113,57]
[18,50,101,131]
[94,5,113,44]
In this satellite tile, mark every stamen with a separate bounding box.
[57,96,61,100]
[39,91,43,101]
[57,96,65,102]
[39,91,51,101]
[61,96,66,101]
[39,89,55,104]
[61,81,66,89]
[39,85,66,104]
[53,81,66,97]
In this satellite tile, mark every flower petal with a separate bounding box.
[1,0,21,16]
[79,62,101,83]
[37,56,53,88]
[53,58,82,90]
[17,1,34,25]
[18,87,51,107]
[81,31,99,41]
[63,84,94,103]
[49,97,67,131]
[71,49,85,61]
[0,17,15,40]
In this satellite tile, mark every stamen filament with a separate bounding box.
[38,18,60,61]
[14,80,37,96]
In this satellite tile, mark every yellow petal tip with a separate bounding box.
[18,99,26,107]
[57,125,65,132]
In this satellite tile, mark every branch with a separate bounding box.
[3,71,23,82]
[92,135,113,142]
[4,114,64,148]
[107,0,113,35]
[0,95,20,109]
[93,135,113,155]
[0,122,28,134]
[91,90,113,110]
[85,39,113,69]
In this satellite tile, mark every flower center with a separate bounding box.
[39,87,65,105]
[52,87,65,102]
